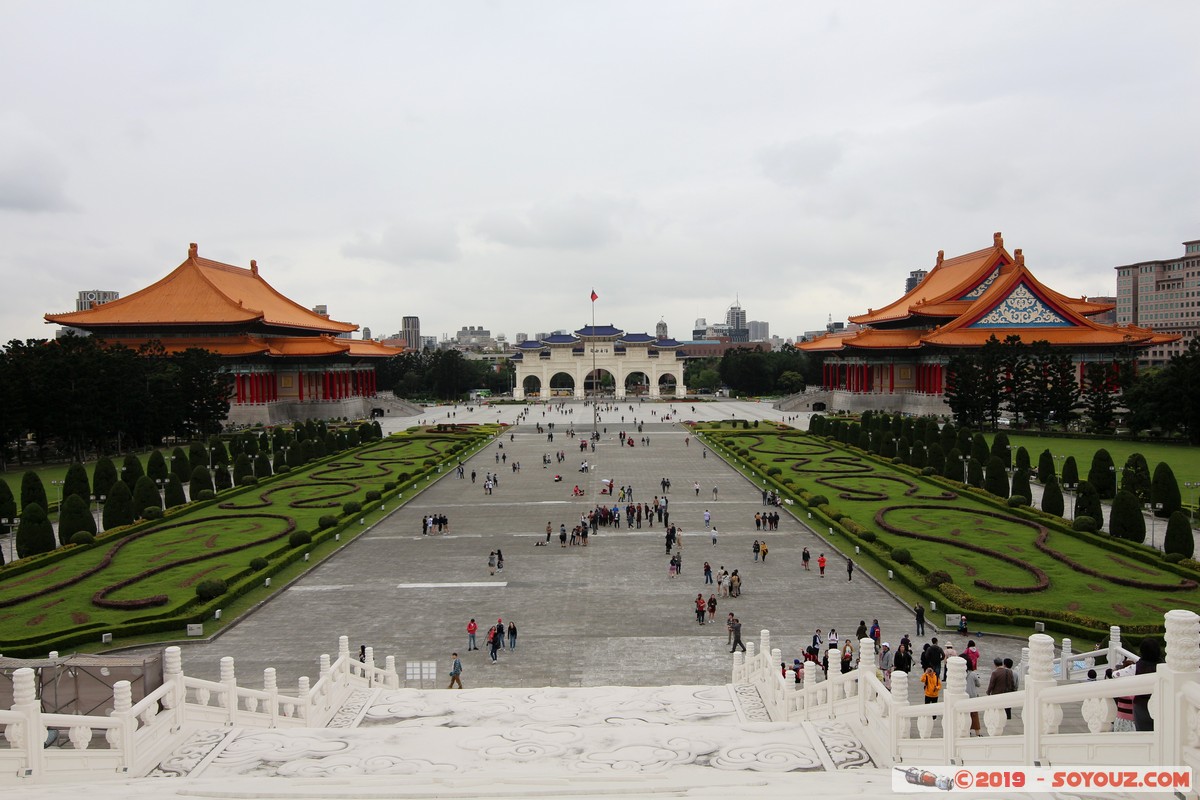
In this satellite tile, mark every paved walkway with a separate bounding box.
[123,400,1014,693]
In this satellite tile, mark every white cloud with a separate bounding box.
[341,220,462,265]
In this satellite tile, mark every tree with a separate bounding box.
[985,456,1010,498]
[171,447,191,483]
[15,502,55,558]
[253,453,273,479]
[1164,510,1195,558]
[92,456,118,500]
[1061,456,1079,489]
[190,466,214,498]
[1109,490,1146,543]
[1044,349,1079,429]
[1041,475,1065,517]
[1088,448,1117,500]
[120,454,145,493]
[189,441,210,472]
[165,473,187,508]
[233,453,253,483]
[19,471,48,513]
[991,432,1011,467]
[133,475,162,516]
[1074,481,1104,529]
[999,335,1034,426]
[63,462,91,506]
[944,447,964,480]
[1151,462,1182,519]
[146,450,169,482]
[1082,362,1118,433]
[1120,453,1152,504]
[1037,449,1055,484]
[57,493,96,546]
[967,457,984,489]
[970,433,990,465]
[0,479,16,526]
[927,442,946,476]
[1014,446,1031,472]
[102,481,135,530]
[1010,466,1032,504]
[777,370,806,394]
[946,354,987,429]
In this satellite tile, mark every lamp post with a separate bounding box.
[1186,482,1200,523]
[960,455,968,484]
[156,478,165,506]
[0,517,17,563]
[91,494,101,528]
[50,479,65,509]
[1065,482,1076,520]
[1145,502,1163,548]
[97,494,106,530]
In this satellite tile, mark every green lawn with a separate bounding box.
[0,424,497,654]
[698,423,1200,636]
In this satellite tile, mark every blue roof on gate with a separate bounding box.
[653,338,682,347]
[619,333,655,344]
[514,340,546,350]
[543,334,577,344]
[575,325,623,337]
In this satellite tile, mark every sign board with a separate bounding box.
[944,614,962,628]
[186,624,204,637]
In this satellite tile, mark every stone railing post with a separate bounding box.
[891,669,910,761]
[7,667,43,777]
[219,656,237,725]
[1060,638,1073,681]
[337,636,351,678]
[732,651,745,684]
[943,655,968,763]
[297,676,311,722]
[1160,610,1200,765]
[760,630,771,660]
[1017,645,1030,683]
[858,637,875,724]
[385,656,398,689]
[162,646,186,731]
[1023,633,1056,764]
[263,668,278,726]
[769,647,783,715]
[1107,625,1123,668]
[111,679,134,773]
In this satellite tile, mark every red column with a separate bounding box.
[888,363,895,394]
[235,375,242,404]
[935,364,942,395]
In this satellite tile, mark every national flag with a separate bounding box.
[590,290,598,302]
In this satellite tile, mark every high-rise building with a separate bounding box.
[420,335,437,351]
[75,290,120,311]
[361,326,372,341]
[748,321,769,341]
[402,316,421,351]
[515,332,528,344]
[725,302,747,330]
[905,270,929,293]
[1115,238,1200,366]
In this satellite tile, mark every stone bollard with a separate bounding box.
[162,646,185,729]
[1060,638,1072,681]
[111,678,134,768]
[296,676,310,721]
[385,656,398,689]
[760,630,771,658]
[890,669,910,759]
[1161,609,1200,764]
[219,657,237,722]
[1023,633,1057,763]
[1107,625,1123,670]
[9,667,44,775]
[943,654,969,761]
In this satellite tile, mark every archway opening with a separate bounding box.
[549,372,575,397]
[658,373,678,396]
[585,369,616,397]
[624,371,651,396]
[522,375,542,398]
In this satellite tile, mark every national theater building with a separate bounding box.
[510,325,685,400]
[45,243,396,426]
[797,233,1177,415]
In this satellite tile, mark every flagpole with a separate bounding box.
[591,289,599,439]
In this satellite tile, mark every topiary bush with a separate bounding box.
[1072,515,1098,533]
[142,506,164,520]
[1007,495,1030,507]
[276,464,291,474]
[69,531,95,546]
[383,481,398,491]
[808,494,829,507]
[239,476,259,487]
[921,466,937,476]
[1164,510,1195,559]
[195,489,216,501]
[318,515,338,530]
[289,530,313,547]
[1164,552,1186,564]
[365,490,382,502]
[250,557,269,570]
[342,500,362,516]
[892,548,912,565]
[924,570,953,587]
[195,579,228,602]
[767,467,782,477]
[860,529,877,543]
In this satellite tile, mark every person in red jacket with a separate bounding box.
[466,618,478,650]
[817,553,827,577]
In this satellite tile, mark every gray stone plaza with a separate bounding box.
[138,400,991,693]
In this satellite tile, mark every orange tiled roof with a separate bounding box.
[44,244,357,334]
[76,333,396,359]
[800,234,1180,355]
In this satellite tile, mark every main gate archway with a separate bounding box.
[510,327,686,400]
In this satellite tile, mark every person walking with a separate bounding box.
[921,666,942,708]
[726,612,736,645]
[508,621,518,650]
[488,551,497,576]
[495,619,507,650]
[759,541,768,562]
[467,618,478,651]
[703,509,711,529]
[753,540,760,562]
[915,603,926,636]
[447,653,463,689]
[496,549,505,572]
[802,547,810,570]
[986,657,1017,720]
[694,481,700,496]
[704,561,713,584]
[707,594,717,624]
[817,553,827,577]
[847,558,854,581]
[487,627,499,663]
[695,593,707,625]
[730,618,746,652]
[711,527,718,547]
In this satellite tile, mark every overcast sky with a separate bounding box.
[3,2,1198,345]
